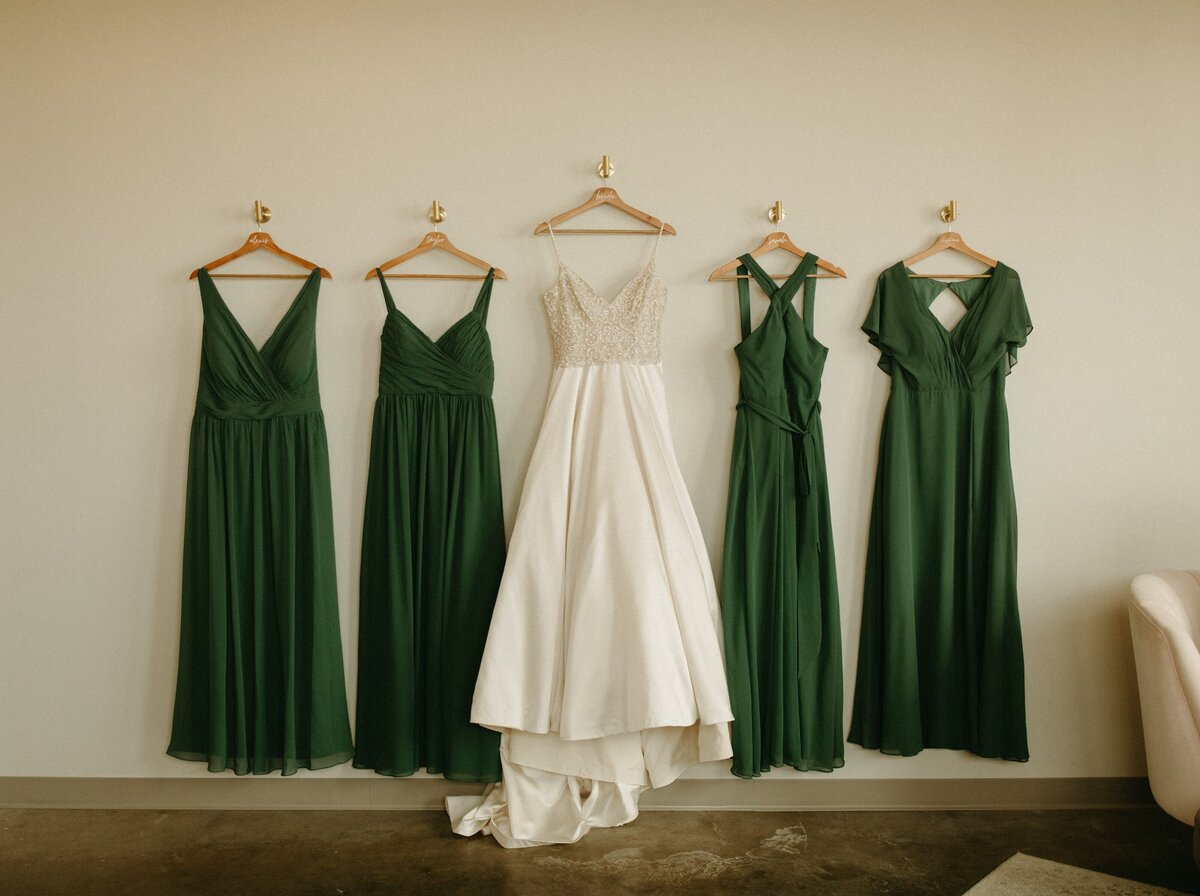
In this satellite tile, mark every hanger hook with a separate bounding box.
[429,200,446,232]
[768,200,785,226]
[597,154,614,187]
[940,199,957,232]
[253,200,271,232]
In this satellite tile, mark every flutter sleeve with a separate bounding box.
[1003,269,1033,374]
[862,273,895,375]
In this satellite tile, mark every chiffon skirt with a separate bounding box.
[168,410,354,775]
[354,393,504,781]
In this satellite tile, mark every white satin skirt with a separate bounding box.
[447,362,733,847]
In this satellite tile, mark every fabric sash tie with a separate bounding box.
[736,396,824,677]
[736,398,816,499]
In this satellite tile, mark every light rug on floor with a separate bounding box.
[964,852,1186,895]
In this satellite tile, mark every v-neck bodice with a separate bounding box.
[195,268,323,419]
[541,223,667,368]
[865,261,1028,391]
[375,268,497,397]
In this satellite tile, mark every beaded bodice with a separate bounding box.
[541,225,666,368]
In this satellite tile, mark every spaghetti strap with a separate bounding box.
[650,222,665,264]
[374,268,398,314]
[545,222,564,265]
[472,268,496,322]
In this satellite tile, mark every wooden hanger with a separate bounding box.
[189,201,331,280]
[709,202,846,281]
[534,155,677,235]
[709,232,847,281]
[366,202,507,280]
[903,200,996,279]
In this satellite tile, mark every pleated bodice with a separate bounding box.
[195,267,323,419]
[378,301,495,397]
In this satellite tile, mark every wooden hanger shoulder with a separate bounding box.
[365,230,506,280]
[190,231,331,280]
[903,230,997,279]
[708,231,846,281]
[534,187,676,235]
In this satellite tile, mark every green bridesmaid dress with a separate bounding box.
[722,254,844,778]
[353,270,504,782]
[168,268,354,775]
[849,261,1032,761]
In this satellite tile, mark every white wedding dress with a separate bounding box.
[446,226,733,848]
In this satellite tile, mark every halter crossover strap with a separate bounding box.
[735,252,820,340]
[735,267,753,340]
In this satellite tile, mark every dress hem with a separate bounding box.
[351,760,501,784]
[730,758,845,778]
[472,714,735,742]
[166,747,355,776]
[847,737,1029,763]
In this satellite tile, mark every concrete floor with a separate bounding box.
[0,807,1194,895]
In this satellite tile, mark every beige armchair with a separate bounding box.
[1129,570,1200,826]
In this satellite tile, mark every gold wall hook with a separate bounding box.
[429,200,446,227]
[768,200,785,225]
[253,200,272,226]
[940,199,958,225]
[597,154,615,180]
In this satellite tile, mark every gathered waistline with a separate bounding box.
[197,394,322,420]
[377,389,492,398]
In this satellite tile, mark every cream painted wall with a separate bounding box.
[1,0,1197,783]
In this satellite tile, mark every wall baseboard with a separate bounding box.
[0,776,1153,812]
